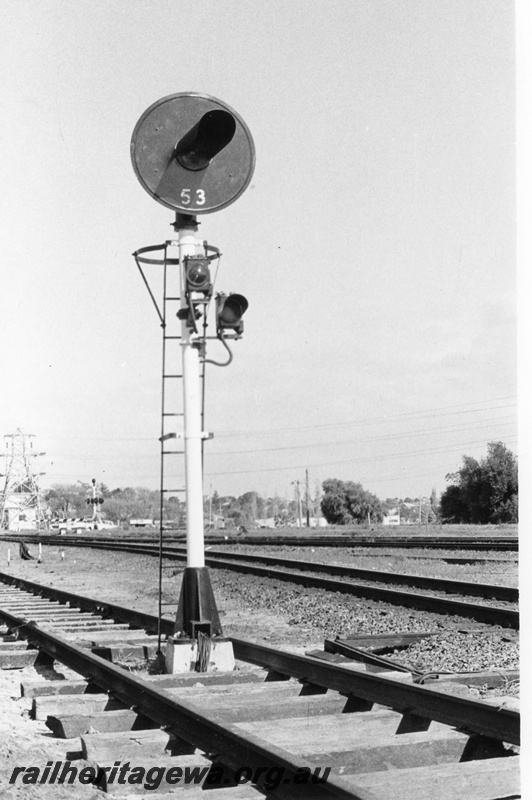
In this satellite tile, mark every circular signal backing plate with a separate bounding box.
[131,93,255,214]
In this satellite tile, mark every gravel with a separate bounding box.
[0,540,519,695]
[384,630,519,673]
[219,544,518,587]
[209,569,519,677]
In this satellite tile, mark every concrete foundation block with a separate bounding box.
[165,638,235,674]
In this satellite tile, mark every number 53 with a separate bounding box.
[180,189,206,206]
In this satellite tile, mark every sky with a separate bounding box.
[0,0,519,503]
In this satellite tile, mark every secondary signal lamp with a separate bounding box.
[216,293,248,338]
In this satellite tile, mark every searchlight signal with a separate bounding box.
[131,92,255,214]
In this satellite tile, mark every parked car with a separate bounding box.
[94,520,118,530]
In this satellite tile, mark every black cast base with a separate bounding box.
[174,566,223,638]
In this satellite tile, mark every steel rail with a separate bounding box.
[0,532,519,551]
[14,534,518,566]
[167,546,518,603]
[8,540,518,628]
[322,639,423,677]
[0,587,520,752]
[213,536,518,551]
[0,573,520,747]
[0,609,377,800]
[57,540,518,628]
[18,537,518,603]
[199,555,518,629]
[0,570,176,637]
[229,638,520,746]
[29,538,517,602]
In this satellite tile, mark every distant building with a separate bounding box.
[294,517,328,528]
[256,517,328,529]
[382,514,401,526]
[206,515,226,530]
[3,494,39,531]
[256,517,276,529]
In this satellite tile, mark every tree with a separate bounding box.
[484,441,519,523]
[320,479,383,525]
[397,500,418,523]
[440,441,518,524]
[44,483,90,518]
[44,483,175,526]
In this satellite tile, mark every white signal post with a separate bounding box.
[171,225,205,569]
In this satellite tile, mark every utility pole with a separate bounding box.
[314,479,322,527]
[291,480,303,529]
[305,469,311,527]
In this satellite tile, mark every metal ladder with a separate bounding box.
[134,241,212,650]
[158,244,186,520]
[133,242,207,527]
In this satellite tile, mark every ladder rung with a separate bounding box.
[163,374,183,378]
[165,296,181,301]
[160,433,177,441]
[164,336,182,340]
[163,413,184,417]
[162,489,185,493]
[162,451,184,455]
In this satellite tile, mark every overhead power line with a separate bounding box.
[206,417,516,456]
[44,436,518,489]
[204,436,518,477]
[32,395,516,442]
[43,415,515,461]
[215,400,517,438]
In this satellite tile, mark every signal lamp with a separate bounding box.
[184,256,212,294]
[216,293,248,338]
[174,110,237,171]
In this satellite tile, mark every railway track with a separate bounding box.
[0,574,520,799]
[13,537,519,629]
[212,534,518,551]
[1,532,519,551]
[188,546,518,602]
[222,534,518,551]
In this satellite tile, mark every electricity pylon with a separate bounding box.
[0,430,46,530]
